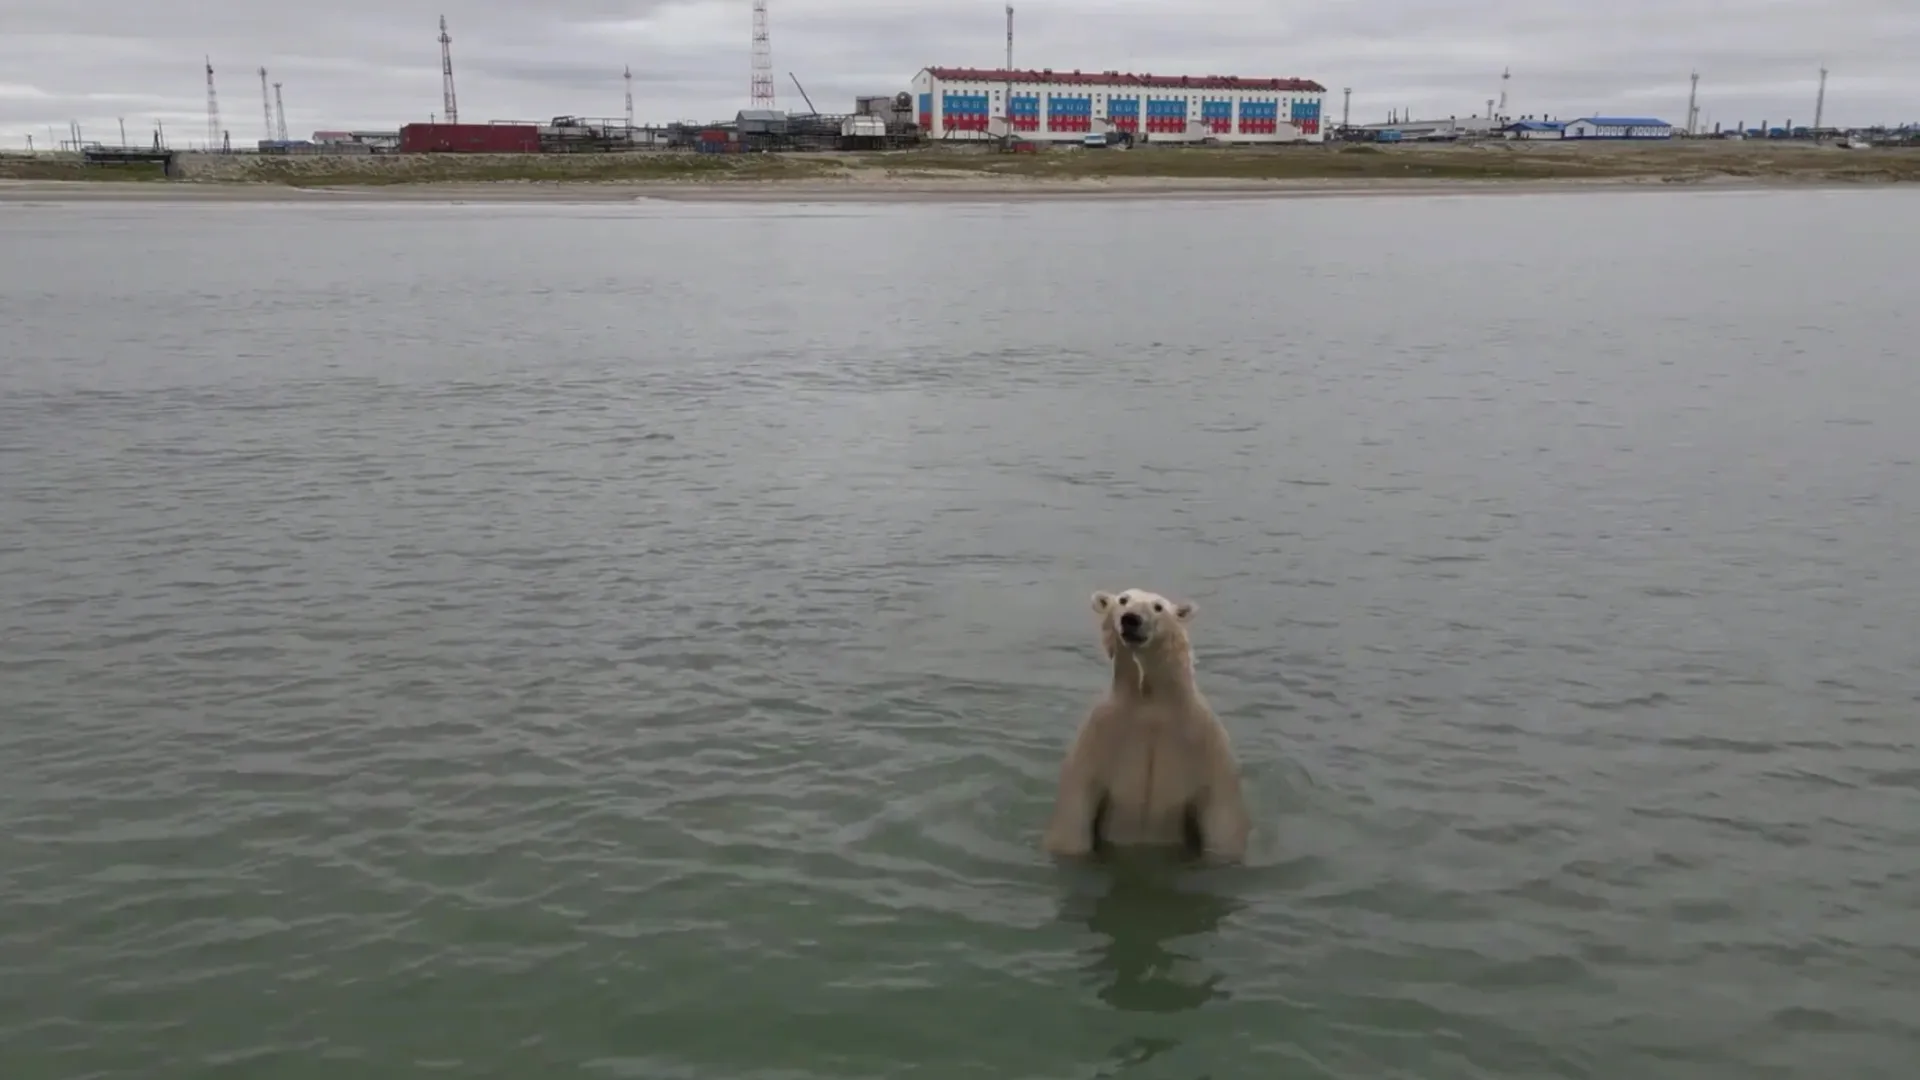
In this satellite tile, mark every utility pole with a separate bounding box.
[1342,87,1351,129]
[1686,71,1699,135]
[1813,67,1828,133]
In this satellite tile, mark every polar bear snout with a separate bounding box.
[1118,610,1147,642]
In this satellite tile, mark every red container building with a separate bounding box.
[399,123,541,154]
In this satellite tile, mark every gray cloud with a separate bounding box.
[2,0,1915,148]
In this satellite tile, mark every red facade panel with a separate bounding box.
[399,123,541,154]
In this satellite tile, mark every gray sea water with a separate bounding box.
[2,188,1918,1080]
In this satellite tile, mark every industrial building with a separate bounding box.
[1562,117,1673,140]
[911,67,1327,144]
[391,104,913,156]
[1351,115,1497,141]
[1502,120,1564,140]
[309,130,398,153]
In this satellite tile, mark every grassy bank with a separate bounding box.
[0,155,169,182]
[0,151,847,187]
[239,152,848,187]
[5,141,1918,188]
[920,142,1920,183]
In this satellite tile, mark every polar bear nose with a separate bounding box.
[1119,611,1143,632]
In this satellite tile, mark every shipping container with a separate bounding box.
[399,123,541,154]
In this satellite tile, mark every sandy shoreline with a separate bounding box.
[0,173,1863,206]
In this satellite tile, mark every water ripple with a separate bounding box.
[4,191,1920,1079]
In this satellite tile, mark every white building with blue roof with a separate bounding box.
[1503,120,1565,140]
[1563,117,1672,139]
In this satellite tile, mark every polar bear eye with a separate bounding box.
[1117,594,1130,605]
[1153,602,1164,612]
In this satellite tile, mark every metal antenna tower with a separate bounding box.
[273,82,288,141]
[1003,4,1013,139]
[1686,71,1700,135]
[1006,3,1014,71]
[1813,67,1827,131]
[439,15,459,123]
[1342,87,1352,128]
[1497,67,1509,118]
[259,67,275,140]
[750,0,774,106]
[624,65,635,131]
[205,57,222,151]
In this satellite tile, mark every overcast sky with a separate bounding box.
[3,0,1916,148]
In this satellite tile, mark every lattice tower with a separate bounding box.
[439,16,460,123]
[205,57,222,150]
[750,0,774,106]
[260,67,275,140]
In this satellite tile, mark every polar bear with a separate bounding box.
[1041,588,1252,863]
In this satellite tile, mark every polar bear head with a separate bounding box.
[1091,587,1196,658]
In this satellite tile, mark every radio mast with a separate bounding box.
[439,16,459,123]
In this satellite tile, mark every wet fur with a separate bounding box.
[1043,589,1252,863]
[1088,794,1207,857]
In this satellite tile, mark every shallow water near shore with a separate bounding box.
[3,189,1919,1079]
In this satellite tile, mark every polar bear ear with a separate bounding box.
[1091,591,1115,613]
[1173,601,1197,622]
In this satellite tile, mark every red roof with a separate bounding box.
[925,67,1326,93]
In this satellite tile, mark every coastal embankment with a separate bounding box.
[2,139,1916,203]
